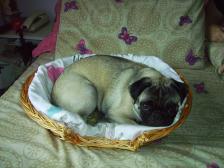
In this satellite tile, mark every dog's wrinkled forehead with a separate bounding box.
[129,77,188,104]
[139,84,181,105]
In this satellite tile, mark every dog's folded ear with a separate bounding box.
[172,80,189,103]
[129,77,152,102]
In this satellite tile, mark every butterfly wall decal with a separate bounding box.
[193,82,207,94]
[75,39,93,55]
[207,162,220,168]
[179,15,192,26]
[64,0,78,12]
[185,49,201,65]
[118,27,137,45]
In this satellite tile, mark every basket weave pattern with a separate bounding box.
[20,73,192,151]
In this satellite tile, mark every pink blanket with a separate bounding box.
[32,0,61,57]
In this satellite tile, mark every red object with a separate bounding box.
[10,17,23,32]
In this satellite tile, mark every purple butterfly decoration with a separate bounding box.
[75,39,93,55]
[185,49,201,65]
[179,15,192,26]
[64,0,78,12]
[207,162,220,168]
[118,27,137,45]
[193,82,207,94]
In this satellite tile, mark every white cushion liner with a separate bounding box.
[28,54,186,141]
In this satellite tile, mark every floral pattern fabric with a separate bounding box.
[55,0,206,69]
[0,53,223,167]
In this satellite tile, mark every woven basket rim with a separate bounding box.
[20,72,192,151]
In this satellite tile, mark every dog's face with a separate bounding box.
[129,77,188,127]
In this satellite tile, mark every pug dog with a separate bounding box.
[52,55,188,126]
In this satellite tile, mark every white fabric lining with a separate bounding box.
[28,54,186,140]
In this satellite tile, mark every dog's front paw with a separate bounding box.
[86,110,105,126]
[110,115,138,125]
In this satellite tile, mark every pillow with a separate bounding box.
[55,0,206,69]
[207,42,224,75]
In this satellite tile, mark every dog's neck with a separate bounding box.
[101,68,137,115]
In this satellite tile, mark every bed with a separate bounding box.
[0,0,224,167]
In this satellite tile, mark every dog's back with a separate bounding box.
[52,55,144,118]
[65,55,144,90]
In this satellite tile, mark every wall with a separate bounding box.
[16,0,57,21]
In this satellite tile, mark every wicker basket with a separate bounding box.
[20,72,192,151]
